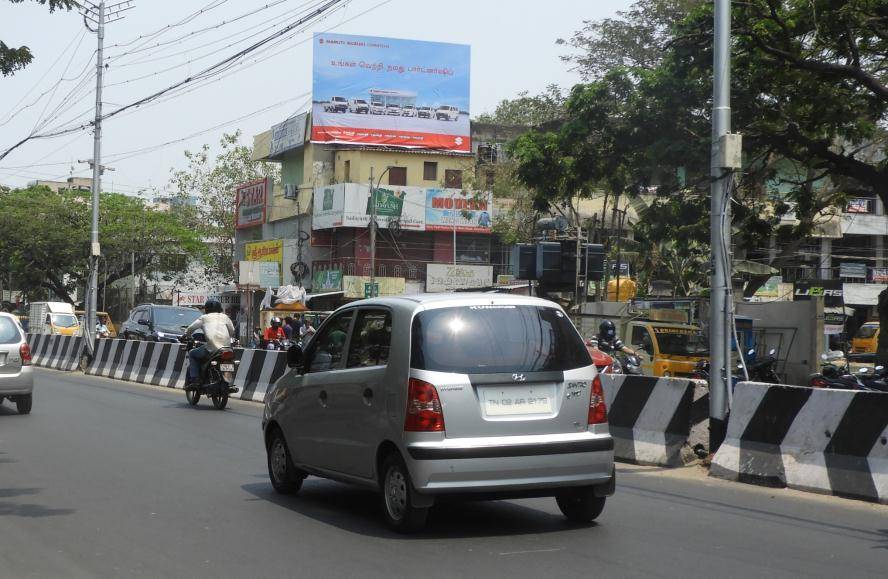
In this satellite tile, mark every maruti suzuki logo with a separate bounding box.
[512,373,527,382]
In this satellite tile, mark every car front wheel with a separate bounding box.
[556,487,605,522]
[380,453,428,533]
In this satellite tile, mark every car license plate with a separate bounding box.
[220,364,235,372]
[480,384,555,416]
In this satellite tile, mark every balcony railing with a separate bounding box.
[780,265,888,284]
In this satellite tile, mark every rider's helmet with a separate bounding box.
[271,316,282,328]
[204,299,223,314]
[598,320,616,341]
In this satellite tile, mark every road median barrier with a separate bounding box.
[602,374,708,467]
[26,334,83,371]
[710,381,888,504]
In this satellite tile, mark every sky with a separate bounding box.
[0,0,634,197]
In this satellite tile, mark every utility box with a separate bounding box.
[511,244,538,280]
[582,244,605,281]
[536,242,563,282]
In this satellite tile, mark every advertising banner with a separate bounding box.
[839,262,867,278]
[342,275,405,298]
[824,310,846,335]
[426,264,493,292]
[238,261,281,288]
[793,280,844,307]
[311,33,471,152]
[312,269,343,292]
[872,268,888,283]
[312,183,425,230]
[425,189,492,233]
[753,275,783,298]
[269,113,308,157]
[235,178,268,229]
[846,198,871,213]
[245,239,283,263]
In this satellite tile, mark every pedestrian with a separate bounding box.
[283,316,295,340]
[300,318,316,342]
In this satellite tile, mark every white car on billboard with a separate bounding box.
[370,100,385,115]
[324,96,349,113]
[386,103,402,116]
[436,105,460,121]
[349,99,370,114]
[416,106,432,119]
[401,104,416,117]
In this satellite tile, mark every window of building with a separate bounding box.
[423,161,438,181]
[456,234,491,263]
[344,160,351,182]
[444,169,463,188]
[388,166,407,186]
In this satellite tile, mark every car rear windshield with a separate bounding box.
[856,325,879,339]
[0,317,22,344]
[153,307,201,328]
[411,305,591,374]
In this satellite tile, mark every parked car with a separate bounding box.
[0,313,33,414]
[435,105,460,121]
[325,96,348,113]
[370,100,385,115]
[416,106,432,119]
[401,104,416,117]
[119,304,202,343]
[262,294,614,532]
[348,99,370,114]
[386,103,402,116]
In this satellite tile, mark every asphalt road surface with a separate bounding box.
[0,369,886,578]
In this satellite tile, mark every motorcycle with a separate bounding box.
[809,358,888,391]
[180,334,240,410]
[264,338,292,351]
[585,338,621,374]
[747,348,780,384]
[618,352,643,376]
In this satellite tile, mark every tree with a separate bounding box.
[0,185,205,304]
[2,1,74,76]
[474,85,567,127]
[168,131,279,282]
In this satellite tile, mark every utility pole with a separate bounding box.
[452,190,458,265]
[79,0,134,356]
[369,167,376,296]
[710,0,742,452]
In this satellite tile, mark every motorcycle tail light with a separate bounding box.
[220,350,235,361]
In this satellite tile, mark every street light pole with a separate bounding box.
[368,166,392,297]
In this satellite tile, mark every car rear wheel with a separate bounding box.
[267,428,303,494]
[556,488,605,523]
[15,393,32,415]
[380,453,428,533]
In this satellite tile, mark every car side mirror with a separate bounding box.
[138,318,149,326]
[287,344,305,369]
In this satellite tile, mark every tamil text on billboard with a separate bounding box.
[235,178,268,229]
[311,33,470,152]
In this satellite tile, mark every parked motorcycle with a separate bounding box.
[809,360,888,391]
[747,348,780,384]
[180,334,240,409]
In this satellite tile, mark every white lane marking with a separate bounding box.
[498,547,564,556]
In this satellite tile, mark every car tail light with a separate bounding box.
[588,375,607,425]
[220,350,235,361]
[20,343,32,365]
[404,378,445,432]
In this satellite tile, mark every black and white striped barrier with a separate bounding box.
[26,335,84,371]
[84,339,288,402]
[711,381,888,504]
[602,374,704,467]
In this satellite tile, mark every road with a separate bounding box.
[0,369,885,578]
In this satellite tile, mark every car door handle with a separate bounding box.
[362,387,373,406]
[318,390,328,407]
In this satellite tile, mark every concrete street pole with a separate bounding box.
[710,0,732,451]
[369,167,376,295]
[85,1,106,356]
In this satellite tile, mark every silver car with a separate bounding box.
[262,294,614,532]
[0,313,33,414]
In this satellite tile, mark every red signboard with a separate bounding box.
[234,178,268,230]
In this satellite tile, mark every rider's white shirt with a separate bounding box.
[185,313,234,353]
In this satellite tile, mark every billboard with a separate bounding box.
[235,178,268,229]
[269,113,308,157]
[245,239,283,263]
[425,189,492,232]
[311,33,470,152]
[312,183,425,230]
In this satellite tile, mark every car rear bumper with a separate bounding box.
[0,365,34,395]
[405,432,615,495]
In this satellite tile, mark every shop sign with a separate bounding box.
[839,262,867,278]
[269,113,307,157]
[312,269,343,292]
[235,178,268,229]
[872,268,888,283]
[424,188,492,233]
[426,264,493,292]
[239,261,280,288]
[342,275,404,298]
[245,239,283,263]
[793,280,844,307]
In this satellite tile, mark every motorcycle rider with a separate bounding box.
[595,320,636,356]
[263,316,286,346]
[182,299,235,387]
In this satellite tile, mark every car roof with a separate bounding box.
[339,293,563,314]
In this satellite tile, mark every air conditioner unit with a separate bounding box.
[283,183,297,199]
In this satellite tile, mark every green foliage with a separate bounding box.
[3,1,75,76]
[0,185,204,303]
[474,85,567,127]
[168,131,279,280]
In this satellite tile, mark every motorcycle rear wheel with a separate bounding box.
[211,391,228,410]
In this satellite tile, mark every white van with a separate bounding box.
[349,99,370,114]
[435,105,460,121]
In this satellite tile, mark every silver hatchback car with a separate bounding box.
[262,294,614,532]
[0,313,33,414]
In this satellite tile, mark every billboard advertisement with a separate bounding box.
[311,33,470,152]
[425,188,493,232]
[245,239,283,263]
[312,183,425,230]
[426,264,493,292]
[269,113,308,157]
[235,178,268,229]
